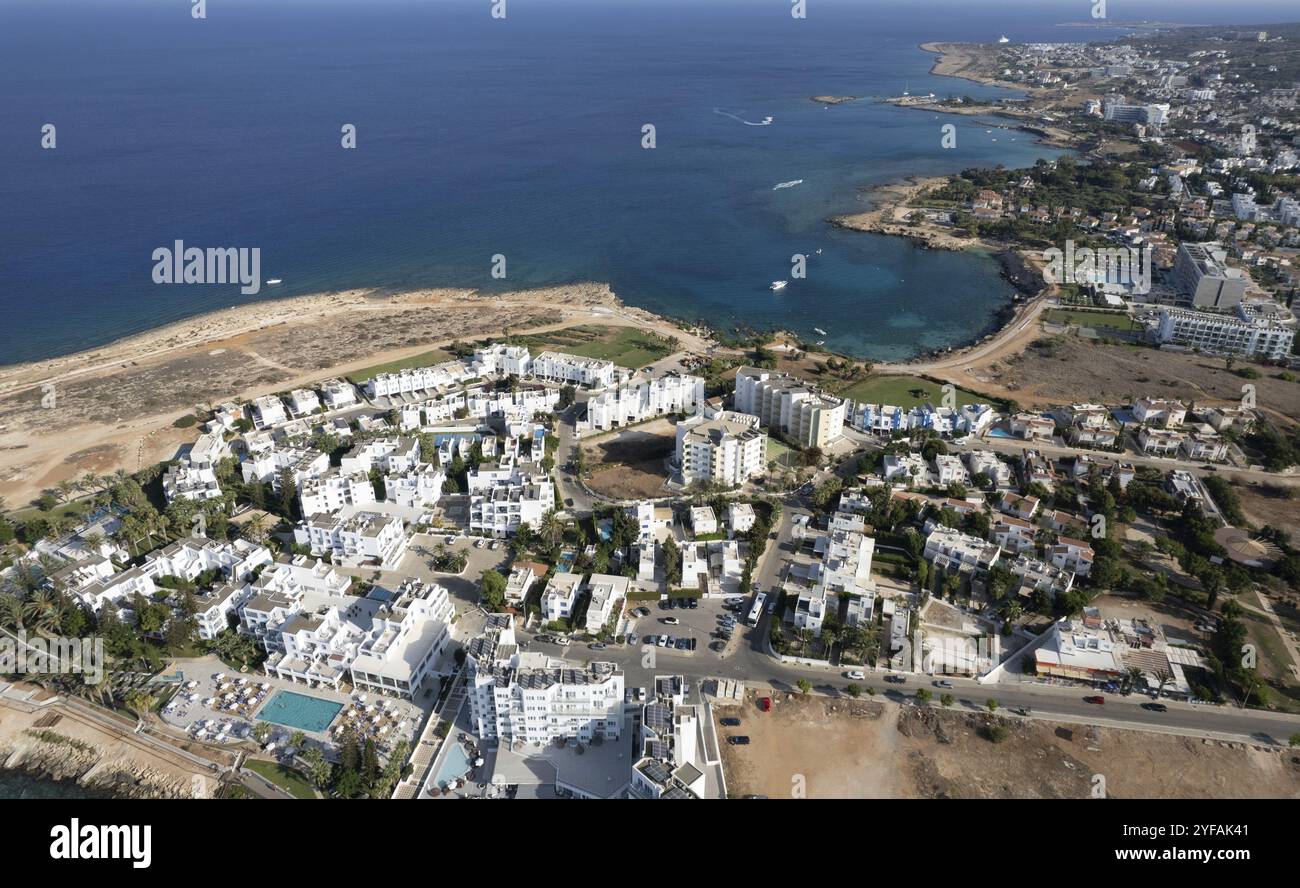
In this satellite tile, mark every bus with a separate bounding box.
[746,591,767,627]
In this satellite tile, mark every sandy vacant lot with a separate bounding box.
[581,419,676,500]
[717,693,1300,799]
[958,335,1300,422]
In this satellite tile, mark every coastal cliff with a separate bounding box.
[1,730,201,799]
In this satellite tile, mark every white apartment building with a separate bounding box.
[298,469,377,516]
[630,500,673,545]
[583,573,630,634]
[933,454,970,486]
[1137,426,1184,456]
[384,466,446,509]
[504,563,543,606]
[473,343,532,378]
[240,445,329,489]
[923,525,1002,574]
[631,676,709,799]
[1172,242,1249,309]
[734,367,845,448]
[1132,398,1186,428]
[1048,536,1095,577]
[1009,413,1056,441]
[727,502,756,537]
[469,475,555,537]
[1154,304,1295,360]
[287,388,321,416]
[540,571,583,623]
[467,617,624,747]
[194,583,251,641]
[530,350,619,388]
[250,395,287,429]
[883,453,929,486]
[689,506,718,536]
[965,450,1013,487]
[293,508,408,568]
[788,515,877,638]
[584,374,705,432]
[991,515,1037,555]
[340,436,423,475]
[319,378,358,410]
[1008,554,1075,600]
[365,360,479,399]
[675,412,766,487]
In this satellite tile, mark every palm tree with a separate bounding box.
[55,479,77,503]
[0,594,24,630]
[124,689,157,730]
[243,513,271,546]
[538,509,566,548]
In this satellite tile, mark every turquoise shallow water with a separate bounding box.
[3,0,1295,363]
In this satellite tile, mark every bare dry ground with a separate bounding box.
[1234,481,1300,540]
[581,419,676,500]
[0,284,710,506]
[960,335,1300,422]
[717,693,1300,799]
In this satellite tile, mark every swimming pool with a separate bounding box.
[256,691,344,733]
[557,550,576,572]
[435,743,473,789]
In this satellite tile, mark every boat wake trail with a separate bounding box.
[772,179,803,190]
[712,107,774,126]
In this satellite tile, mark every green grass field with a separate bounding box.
[833,375,990,408]
[766,437,798,467]
[245,760,317,799]
[1044,309,1140,332]
[348,348,453,383]
[506,325,675,368]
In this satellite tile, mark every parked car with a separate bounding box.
[1141,702,1168,713]
[1084,695,1105,705]
[661,616,679,625]
[535,634,552,644]
[553,637,570,647]
[727,736,751,746]
[758,697,772,712]
[474,538,485,549]
[934,679,953,688]
[844,670,865,681]
[643,634,658,646]
[589,642,607,650]
[686,598,698,609]
[883,675,906,685]
[491,540,501,550]
[675,638,690,650]
[720,717,741,727]
[625,633,638,646]
[444,535,456,545]
[688,638,697,650]
[656,635,668,647]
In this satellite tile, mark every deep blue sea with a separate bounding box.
[3,0,1297,364]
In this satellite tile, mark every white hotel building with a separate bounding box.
[583,374,705,432]
[675,411,766,487]
[466,616,625,746]
[734,367,845,448]
[1154,303,1296,360]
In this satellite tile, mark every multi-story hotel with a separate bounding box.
[733,367,845,448]
[675,412,766,487]
[584,374,705,432]
[466,616,625,746]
